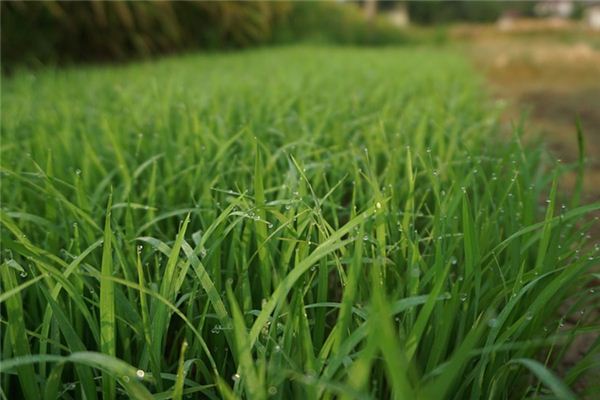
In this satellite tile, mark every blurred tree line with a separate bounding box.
[1,1,407,69]
[374,1,536,24]
[405,1,536,24]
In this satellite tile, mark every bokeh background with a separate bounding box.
[3,1,595,67]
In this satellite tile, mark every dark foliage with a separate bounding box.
[1,1,407,69]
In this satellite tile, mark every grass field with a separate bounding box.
[1,46,599,399]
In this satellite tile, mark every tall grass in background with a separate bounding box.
[1,47,599,399]
[1,1,408,69]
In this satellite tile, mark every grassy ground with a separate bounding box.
[1,46,599,399]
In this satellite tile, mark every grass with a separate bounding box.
[1,46,599,399]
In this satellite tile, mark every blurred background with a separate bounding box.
[2,1,599,67]
[2,0,599,206]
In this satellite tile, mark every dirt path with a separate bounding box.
[454,23,600,227]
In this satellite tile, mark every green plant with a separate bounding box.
[1,46,598,399]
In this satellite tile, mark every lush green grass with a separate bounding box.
[1,46,598,399]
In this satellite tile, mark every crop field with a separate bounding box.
[1,46,599,399]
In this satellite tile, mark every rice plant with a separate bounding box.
[1,46,598,399]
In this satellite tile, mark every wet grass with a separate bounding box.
[1,46,599,399]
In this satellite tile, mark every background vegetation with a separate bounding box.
[1,1,408,69]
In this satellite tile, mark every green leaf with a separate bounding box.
[100,193,116,399]
[509,358,576,400]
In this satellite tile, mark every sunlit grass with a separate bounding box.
[1,46,599,399]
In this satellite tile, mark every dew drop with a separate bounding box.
[232,373,240,382]
[136,369,145,379]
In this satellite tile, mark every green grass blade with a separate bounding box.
[509,358,576,400]
[0,264,42,400]
[100,193,116,399]
[172,340,188,400]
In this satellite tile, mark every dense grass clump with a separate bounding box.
[1,46,598,399]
